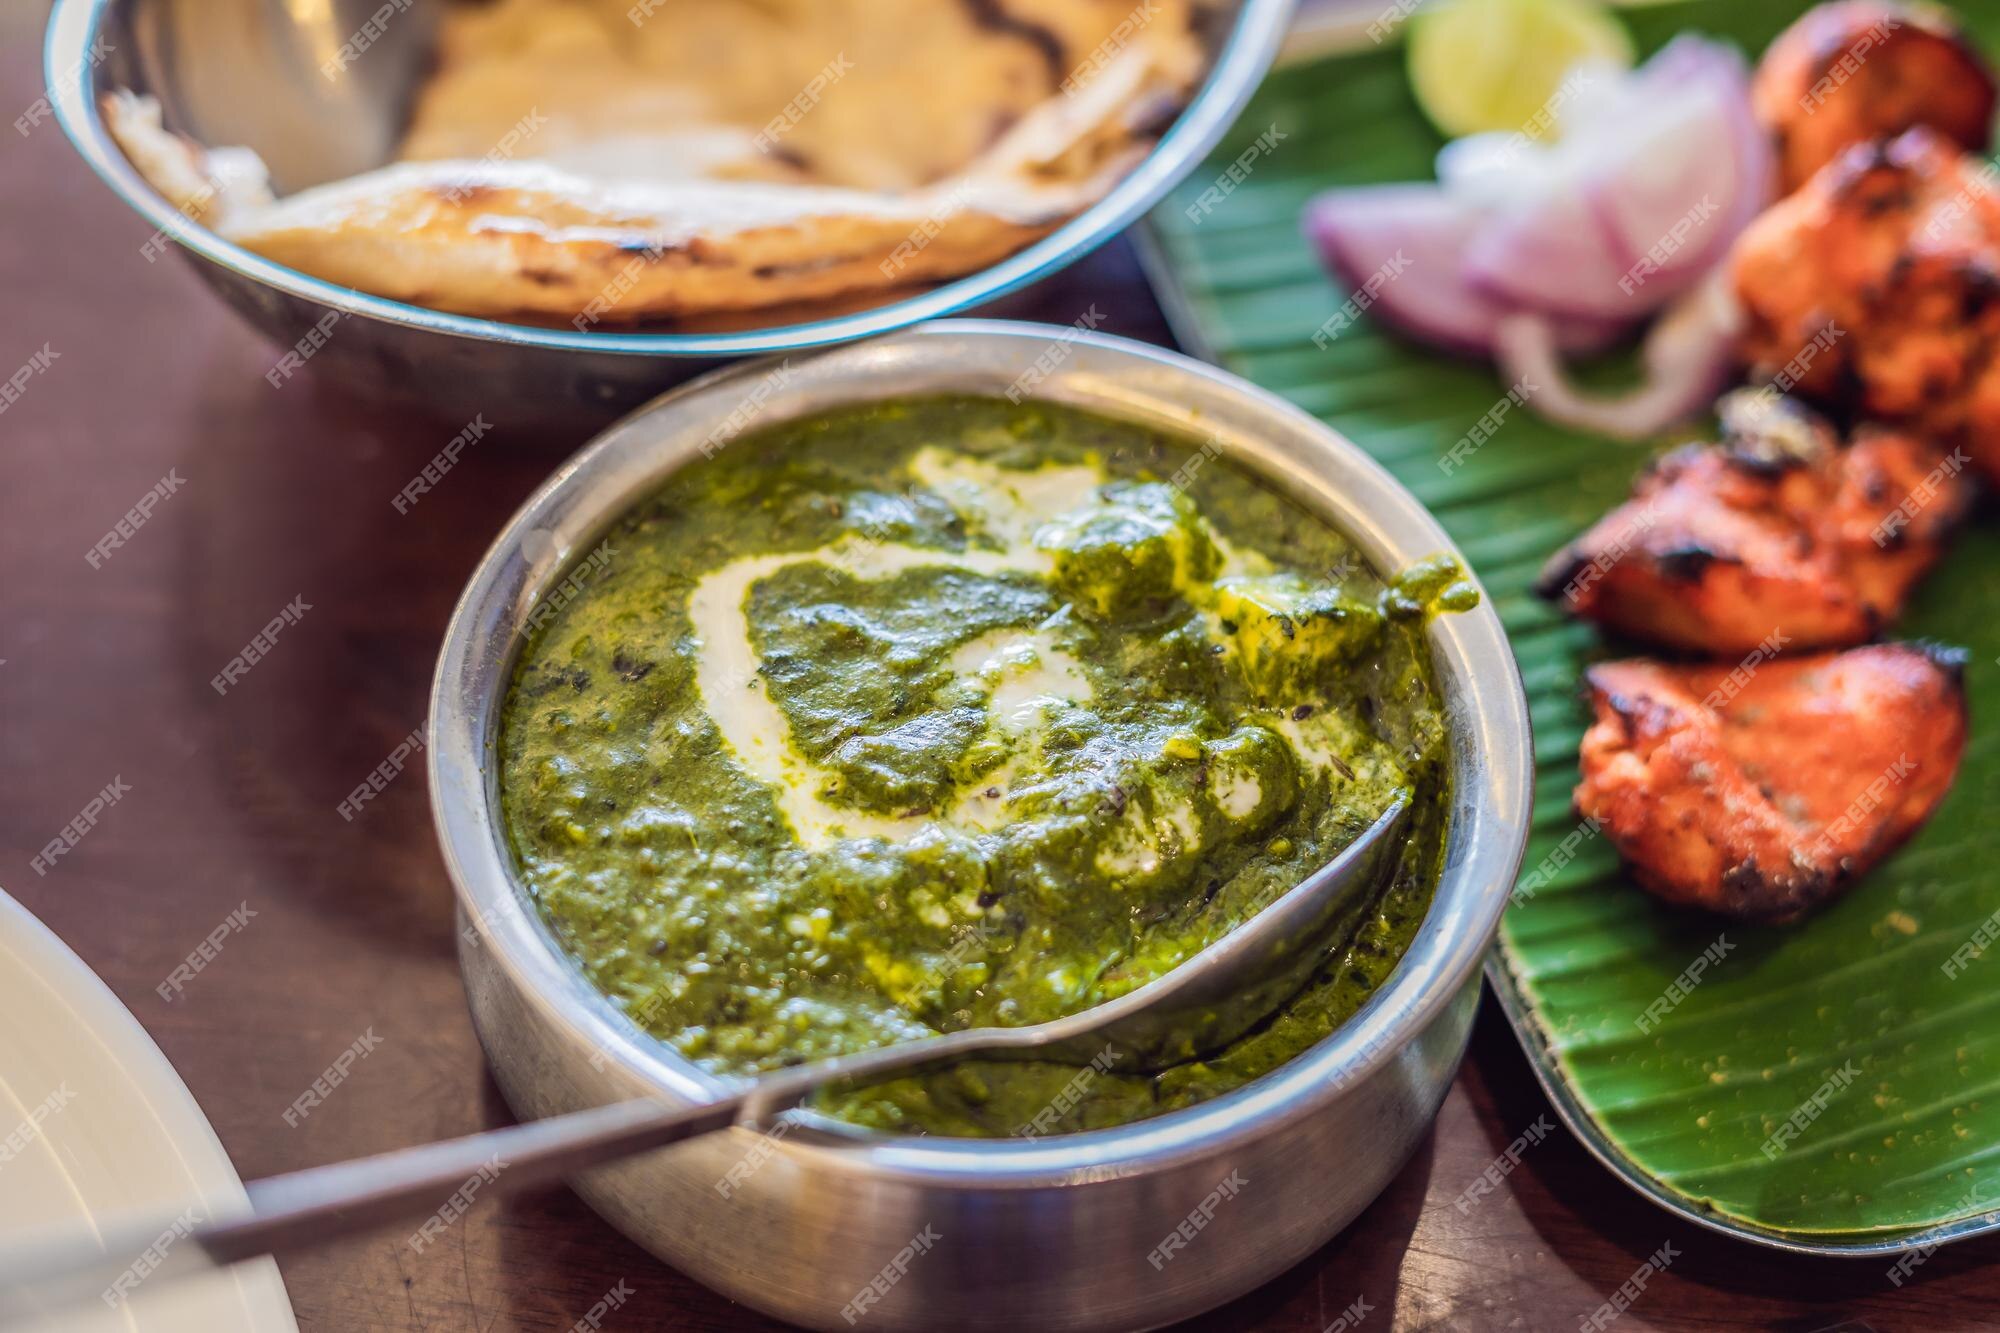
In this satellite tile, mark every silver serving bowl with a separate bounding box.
[429,320,1533,1332]
[45,0,1294,427]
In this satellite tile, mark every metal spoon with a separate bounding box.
[0,798,1407,1319]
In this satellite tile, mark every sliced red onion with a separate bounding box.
[1461,163,1646,322]
[1434,132,1555,203]
[1461,35,1770,324]
[1591,41,1770,284]
[1492,271,1743,440]
[1304,35,1767,372]
[1623,32,1734,98]
[1549,55,1642,138]
[1302,185,1629,358]
[1587,86,1736,273]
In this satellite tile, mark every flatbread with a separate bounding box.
[105,0,1210,325]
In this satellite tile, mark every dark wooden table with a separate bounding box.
[5,8,1999,1329]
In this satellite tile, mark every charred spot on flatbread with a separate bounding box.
[962,0,1069,87]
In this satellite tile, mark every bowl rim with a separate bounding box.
[44,0,1295,359]
[427,318,1534,1183]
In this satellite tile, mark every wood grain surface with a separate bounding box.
[2,4,1997,1328]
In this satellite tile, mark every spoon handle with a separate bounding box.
[0,1020,1016,1319]
[0,1088,747,1321]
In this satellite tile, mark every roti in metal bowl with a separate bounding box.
[105,0,1210,325]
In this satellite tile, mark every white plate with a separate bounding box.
[0,888,298,1332]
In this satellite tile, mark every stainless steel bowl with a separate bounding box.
[429,320,1533,1332]
[45,0,1294,427]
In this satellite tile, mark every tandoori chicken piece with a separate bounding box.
[1575,643,1967,922]
[1732,127,2000,485]
[1535,390,1972,654]
[1753,0,1995,193]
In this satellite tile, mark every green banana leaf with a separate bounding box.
[1142,0,2000,1245]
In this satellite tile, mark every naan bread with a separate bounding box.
[106,0,1209,325]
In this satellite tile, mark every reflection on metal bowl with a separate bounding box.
[428,321,1533,1331]
[44,0,1294,428]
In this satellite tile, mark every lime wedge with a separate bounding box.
[1407,0,1634,140]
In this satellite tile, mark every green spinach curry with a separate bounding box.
[498,396,1472,1136]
